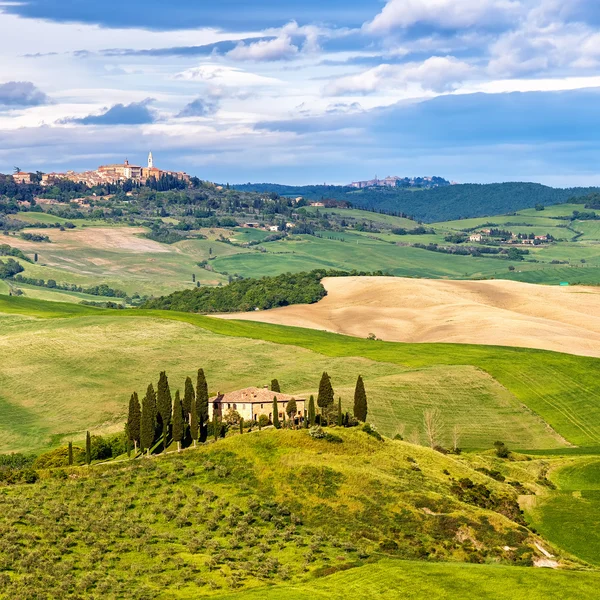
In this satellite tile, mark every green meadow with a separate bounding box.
[1,294,599,455]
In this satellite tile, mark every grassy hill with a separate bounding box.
[0,428,594,599]
[1,295,600,456]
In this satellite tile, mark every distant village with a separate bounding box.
[348,175,453,189]
[12,152,190,188]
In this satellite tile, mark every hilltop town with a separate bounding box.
[12,152,190,188]
[348,175,453,189]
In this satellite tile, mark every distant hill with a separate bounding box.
[233,182,600,223]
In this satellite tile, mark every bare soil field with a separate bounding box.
[221,277,600,358]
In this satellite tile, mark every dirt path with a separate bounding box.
[219,277,600,358]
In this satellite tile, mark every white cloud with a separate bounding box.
[365,0,522,33]
[174,64,280,87]
[227,35,299,61]
[325,56,474,96]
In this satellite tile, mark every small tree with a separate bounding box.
[85,431,91,465]
[286,398,297,427]
[239,418,244,435]
[337,397,343,426]
[183,376,195,421]
[213,413,219,441]
[494,441,510,458]
[127,391,141,452]
[271,379,281,393]
[140,384,157,455]
[224,408,241,425]
[258,414,269,429]
[308,395,316,426]
[68,441,73,466]
[423,408,444,449]
[272,396,280,429]
[172,390,185,452]
[196,369,209,442]
[353,375,368,422]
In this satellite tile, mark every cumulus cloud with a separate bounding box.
[227,35,299,61]
[177,97,219,118]
[64,99,156,125]
[0,81,50,107]
[365,0,521,33]
[326,56,474,95]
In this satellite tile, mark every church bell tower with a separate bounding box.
[148,151,154,169]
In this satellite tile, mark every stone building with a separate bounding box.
[209,386,306,424]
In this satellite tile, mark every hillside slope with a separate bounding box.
[222,277,600,358]
[0,429,587,599]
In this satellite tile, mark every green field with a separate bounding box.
[526,458,600,566]
[2,294,600,455]
[221,559,600,600]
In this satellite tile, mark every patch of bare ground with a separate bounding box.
[220,277,600,358]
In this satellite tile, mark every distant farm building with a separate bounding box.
[469,234,483,242]
[209,387,306,424]
[12,172,31,184]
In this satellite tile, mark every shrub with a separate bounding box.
[362,423,383,441]
[494,441,510,459]
[309,426,326,439]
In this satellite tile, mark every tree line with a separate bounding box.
[119,369,368,461]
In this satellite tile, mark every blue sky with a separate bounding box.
[1,0,600,185]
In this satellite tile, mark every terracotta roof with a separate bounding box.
[211,387,305,405]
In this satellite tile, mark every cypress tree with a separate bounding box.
[68,441,73,466]
[85,431,91,465]
[337,397,343,426]
[353,375,368,422]
[196,369,209,442]
[183,376,195,421]
[272,396,280,429]
[303,408,309,428]
[308,395,316,426]
[317,372,334,418]
[239,418,244,435]
[190,393,199,446]
[213,413,219,441]
[157,371,172,451]
[140,384,157,455]
[271,379,281,393]
[127,391,141,452]
[172,390,185,452]
[286,398,297,427]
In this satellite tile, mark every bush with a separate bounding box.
[494,441,510,459]
[362,423,383,441]
[309,426,326,439]
[34,446,85,469]
[258,415,269,429]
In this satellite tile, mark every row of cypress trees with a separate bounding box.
[126,369,210,455]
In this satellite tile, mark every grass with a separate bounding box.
[219,558,600,599]
[0,429,586,599]
[1,294,600,453]
[525,458,600,566]
[0,312,563,454]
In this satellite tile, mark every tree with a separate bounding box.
[156,371,172,451]
[272,396,280,429]
[317,372,334,415]
[353,375,368,422]
[141,384,157,455]
[286,398,297,425]
[190,393,199,446]
[423,408,444,449]
[213,413,219,441]
[126,392,141,452]
[337,398,343,426]
[172,390,185,452]
[183,376,195,421]
[68,441,73,466]
[239,418,244,435]
[196,369,209,442]
[271,379,281,393]
[85,431,91,465]
[308,395,316,426]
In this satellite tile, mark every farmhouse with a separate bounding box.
[469,233,483,242]
[209,386,306,424]
[12,172,31,184]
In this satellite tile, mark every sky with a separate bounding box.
[1,0,600,186]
